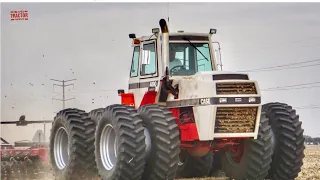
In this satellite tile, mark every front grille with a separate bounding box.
[216,82,257,95]
[214,107,258,133]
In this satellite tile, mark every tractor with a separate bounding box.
[1,116,52,179]
[49,19,305,180]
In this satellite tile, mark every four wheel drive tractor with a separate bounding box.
[49,18,305,180]
[1,116,53,180]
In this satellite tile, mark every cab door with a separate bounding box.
[128,44,142,107]
[138,40,160,106]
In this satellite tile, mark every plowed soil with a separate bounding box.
[178,145,320,180]
[2,145,319,180]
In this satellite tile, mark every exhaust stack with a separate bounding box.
[159,19,169,76]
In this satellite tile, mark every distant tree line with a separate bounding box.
[304,135,320,145]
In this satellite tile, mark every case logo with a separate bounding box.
[200,98,210,105]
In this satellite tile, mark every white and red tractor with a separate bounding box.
[49,19,305,180]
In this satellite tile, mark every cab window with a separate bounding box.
[130,46,140,77]
[169,43,212,75]
[141,42,157,76]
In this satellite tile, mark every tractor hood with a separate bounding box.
[168,71,260,101]
[171,71,251,82]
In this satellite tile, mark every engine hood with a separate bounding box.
[168,71,259,101]
[170,71,250,83]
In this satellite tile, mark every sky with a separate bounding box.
[1,2,320,143]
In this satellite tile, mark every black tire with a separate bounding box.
[89,108,105,123]
[86,107,106,176]
[49,108,96,180]
[263,102,305,180]
[176,151,213,178]
[94,104,146,180]
[137,104,180,180]
[221,112,273,180]
[209,151,225,177]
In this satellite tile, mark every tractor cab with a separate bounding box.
[165,33,216,76]
[125,28,222,107]
[128,30,218,77]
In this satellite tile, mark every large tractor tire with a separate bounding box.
[221,112,273,180]
[87,108,104,175]
[89,108,104,123]
[137,104,180,180]
[94,104,146,180]
[209,152,225,177]
[86,107,105,176]
[175,151,213,178]
[49,108,96,180]
[263,102,305,180]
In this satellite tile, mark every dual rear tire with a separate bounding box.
[49,108,96,180]
[50,104,181,180]
[137,104,180,180]
[94,104,146,180]
[93,104,181,180]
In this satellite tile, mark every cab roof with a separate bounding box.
[136,32,211,42]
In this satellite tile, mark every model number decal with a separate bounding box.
[149,81,158,87]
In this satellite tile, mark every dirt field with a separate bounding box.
[2,145,319,180]
[296,145,320,180]
[178,145,320,180]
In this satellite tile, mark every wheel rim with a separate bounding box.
[100,124,117,171]
[144,127,152,159]
[54,127,69,170]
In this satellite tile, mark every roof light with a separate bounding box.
[129,33,136,39]
[209,29,217,34]
[152,28,159,34]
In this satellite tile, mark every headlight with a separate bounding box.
[219,98,227,103]
[249,97,256,103]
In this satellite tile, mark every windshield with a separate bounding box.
[168,42,213,75]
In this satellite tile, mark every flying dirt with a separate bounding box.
[1,116,52,180]
[48,18,305,180]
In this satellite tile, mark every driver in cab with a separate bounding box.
[169,50,182,71]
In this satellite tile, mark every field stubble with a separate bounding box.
[178,145,320,180]
[5,145,318,180]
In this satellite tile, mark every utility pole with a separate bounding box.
[50,79,76,109]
